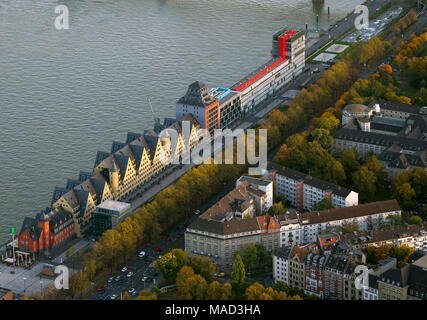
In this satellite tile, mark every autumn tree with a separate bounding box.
[154,249,190,282]
[69,270,90,299]
[176,266,208,300]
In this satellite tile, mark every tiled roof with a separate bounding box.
[200,180,254,221]
[187,216,260,236]
[341,222,427,246]
[299,200,400,225]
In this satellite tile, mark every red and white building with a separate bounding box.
[18,207,74,254]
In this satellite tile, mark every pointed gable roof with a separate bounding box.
[143,134,160,160]
[129,144,144,169]
[51,186,68,205]
[74,189,90,216]
[94,151,110,168]
[90,176,108,200]
[111,141,127,154]
[113,153,130,179]
[126,132,143,144]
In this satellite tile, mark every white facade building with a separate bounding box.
[269,162,359,211]
[236,176,273,213]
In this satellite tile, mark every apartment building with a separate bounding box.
[274,200,401,247]
[363,257,397,300]
[236,176,273,214]
[340,222,427,252]
[185,178,278,265]
[231,29,305,113]
[268,162,358,211]
[185,214,280,266]
[298,200,401,244]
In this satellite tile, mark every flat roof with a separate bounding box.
[230,57,286,91]
[97,200,130,212]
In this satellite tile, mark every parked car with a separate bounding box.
[128,288,136,295]
[110,294,117,300]
[99,293,107,300]
[97,285,105,292]
[138,251,146,258]
[154,245,161,251]
[127,271,134,278]
[165,235,171,241]
[195,210,201,215]
[121,266,128,273]
[114,275,121,282]
[107,277,114,283]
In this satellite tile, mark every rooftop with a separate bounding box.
[299,200,400,225]
[268,162,354,198]
[97,200,130,212]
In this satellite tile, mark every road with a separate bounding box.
[306,0,391,57]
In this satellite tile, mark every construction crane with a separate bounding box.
[148,97,160,126]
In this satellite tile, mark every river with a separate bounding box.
[0,0,363,243]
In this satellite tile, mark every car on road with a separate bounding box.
[127,271,134,278]
[110,294,117,300]
[138,251,146,258]
[121,266,128,273]
[215,272,225,278]
[114,275,121,282]
[154,245,161,252]
[128,288,136,295]
[107,277,114,283]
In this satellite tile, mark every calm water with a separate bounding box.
[0,0,363,243]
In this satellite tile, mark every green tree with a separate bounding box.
[239,245,258,271]
[312,197,333,211]
[393,182,417,211]
[407,215,423,225]
[365,155,387,189]
[352,166,377,202]
[232,254,246,285]
[310,128,333,150]
[338,149,360,184]
[386,214,403,226]
[269,202,287,216]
